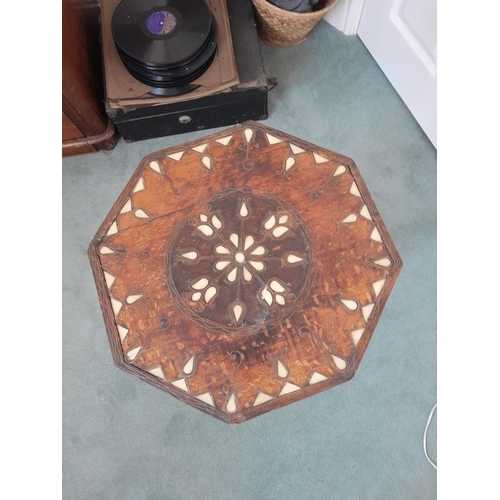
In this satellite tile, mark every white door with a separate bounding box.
[358,0,437,147]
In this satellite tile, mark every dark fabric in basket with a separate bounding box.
[267,0,316,13]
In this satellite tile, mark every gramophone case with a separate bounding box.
[103,0,273,142]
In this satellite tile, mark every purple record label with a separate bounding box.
[146,10,177,36]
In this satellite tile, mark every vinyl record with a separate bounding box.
[120,48,217,89]
[111,0,218,94]
[112,0,213,68]
[115,19,216,75]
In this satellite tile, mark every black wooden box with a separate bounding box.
[105,0,273,142]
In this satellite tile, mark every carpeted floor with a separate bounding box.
[63,20,436,500]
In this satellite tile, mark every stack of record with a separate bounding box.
[112,0,218,96]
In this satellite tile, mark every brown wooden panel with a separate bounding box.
[62,112,84,141]
[62,143,97,157]
[62,0,108,138]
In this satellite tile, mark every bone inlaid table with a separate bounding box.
[88,122,402,424]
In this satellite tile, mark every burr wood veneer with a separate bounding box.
[88,121,402,424]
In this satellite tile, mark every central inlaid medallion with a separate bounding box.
[165,188,316,335]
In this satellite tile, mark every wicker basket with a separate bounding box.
[251,0,339,47]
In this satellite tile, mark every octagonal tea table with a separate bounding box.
[88,121,402,424]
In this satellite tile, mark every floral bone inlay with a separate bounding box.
[166,189,316,334]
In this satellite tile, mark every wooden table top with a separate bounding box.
[88,121,402,424]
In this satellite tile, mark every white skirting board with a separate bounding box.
[323,0,365,36]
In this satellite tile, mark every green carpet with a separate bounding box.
[63,20,436,500]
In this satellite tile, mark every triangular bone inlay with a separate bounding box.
[350,181,361,197]
[360,204,372,220]
[117,325,128,342]
[192,143,208,153]
[103,271,115,288]
[167,151,184,161]
[351,328,365,346]
[362,303,375,321]
[277,360,288,378]
[313,153,329,164]
[106,221,118,236]
[171,378,189,392]
[253,392,273,406]
[196,392,215,406]
[290,144,305,154]
[309,372,328,384]
[279,382,300,396]
[120,199,132,214]
[111,298,122,316]
[148,365,165,380]
[216,135,232,146]
[372,279,386,297]
[126,346,141,361]
[266,133,282,144]
[133,178,144,193]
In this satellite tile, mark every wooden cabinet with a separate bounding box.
[62,0,117,157]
